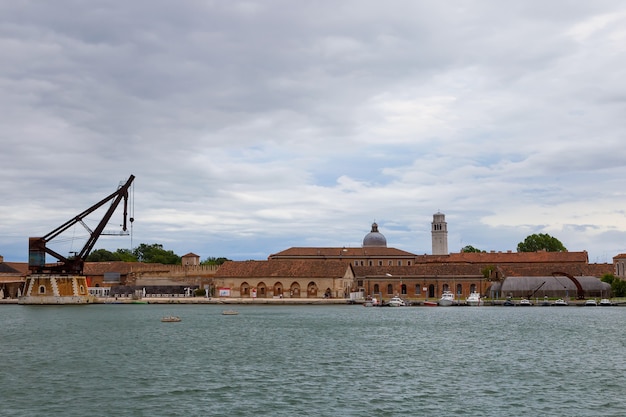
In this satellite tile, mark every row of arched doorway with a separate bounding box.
[237,281,333,298]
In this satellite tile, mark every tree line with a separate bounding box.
[86,243,230,265]
[462,233,568,253]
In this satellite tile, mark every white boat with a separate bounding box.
[599,299,612,306]
[519,298,532,306]
[222,310,239,315]
[388,296,406,307]
[438,291,455,307]
[466,291,482,306]
[161,316,181,322]
[363,297,380,307]
[585,299,597,306]
[553,299,568,306]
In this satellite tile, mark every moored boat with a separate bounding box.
[519,298,532,306]
[553,299,568,306]
[438,291,455,307]
[423,300,438,307]
[466,291,482,306]
[363,297,380,307]
[585,299,597,306]
[388,296,406,307]
[599,299,612,306]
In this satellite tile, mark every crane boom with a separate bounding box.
[28,175,135,275]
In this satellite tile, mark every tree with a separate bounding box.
[201,257,230,266]
[461,245,485,253]
[133,243,181,264]
[602,274,626,297]
[86,249,119,262]
[517,233,567,252]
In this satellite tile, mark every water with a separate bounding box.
[1,304,625,416]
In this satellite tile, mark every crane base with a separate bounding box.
[18,274,95,305]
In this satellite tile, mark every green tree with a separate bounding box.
[86,249,119,262]
[602,273,626,297]
[517,233,567,252]
[115,248,138,262]
[461,245,485,253]
[201,256,231,266]
[133,243,181,264]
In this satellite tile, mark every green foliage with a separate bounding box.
[201,257,230,265]
[461,245,485,253]
[517,233,567,252]
[133,243,181,264]
[87,248,138,262]
[481,265,496,279]
[115,248,138,262]
[194,288,206,296]
[603,274,626,297]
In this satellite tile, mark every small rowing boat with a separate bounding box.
[161,316,181,322]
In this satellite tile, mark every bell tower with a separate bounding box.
[431,212,448,255]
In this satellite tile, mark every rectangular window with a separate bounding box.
[378,260,383,266]
[388,260,393,266]
[397,260,402,266]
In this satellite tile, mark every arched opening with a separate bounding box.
[373,284,380,294]
[79,285,85,294]
[240,282,250,297]
[307,281,318,298]
[401,284,407,295]
[442,283,450,292]
[257,282,267,298]
[414,284,420,295]
[456,284,462,296]
[470,283,477,293]
[324,288,332,298]
[387,284,393,295]
[290,282,300,298]
[38,285,46,294]
[428,284,435,298]
[273,282,283,298]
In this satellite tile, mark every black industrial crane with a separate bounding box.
[28,175,135,275]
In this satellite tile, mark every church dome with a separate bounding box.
[363,222,387,247]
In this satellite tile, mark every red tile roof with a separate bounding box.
[415,251,589,264]
[269,246,416,258]
[215,259,353,278]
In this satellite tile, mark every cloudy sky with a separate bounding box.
[2,1,625,264]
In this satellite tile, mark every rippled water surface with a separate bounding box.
[2,304,625,416]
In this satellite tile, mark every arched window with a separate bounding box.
[374,284,380,294]
[456,284,462,295]
[415,284,420,295]
[387,284,393,294]
[38,285,46,294]
[401,284,407,295]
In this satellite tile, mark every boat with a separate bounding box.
[585,299,597,306]
[161,316,181,322]
[503,299,515,306]
[388,296,406,307]
[466,291,482,306]
[519,298,532,306]
[553,299,568,306]
[363,297,380,307]
[599,299,612,306]
[438,291,455,307]
[222,309,239,315]
[423,300,438,307]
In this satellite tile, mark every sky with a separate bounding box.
[1,1,626,264]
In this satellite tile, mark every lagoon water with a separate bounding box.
[1,304,625,416]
